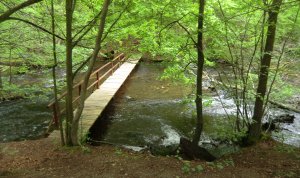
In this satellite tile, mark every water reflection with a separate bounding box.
[92,62,300,148]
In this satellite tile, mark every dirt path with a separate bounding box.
[0,137,299,178]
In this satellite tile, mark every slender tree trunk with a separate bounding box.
[0,67,2,89]
[9,48,12,84]
[51,0,65,145]
[65,0,74,146]
[71,0,110,145]
[192,0,205,145]
[248,0,282,143]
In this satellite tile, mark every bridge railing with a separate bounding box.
[47,53,126,126]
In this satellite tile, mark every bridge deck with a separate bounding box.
[50,57,140,141]
[78,58,140,137]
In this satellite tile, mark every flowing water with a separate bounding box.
[0,99,51,142]
[0,61,105,142]
[1,62,299,149]
[90,63,300,148]
[90,63,194,146]
[0,68,56,142]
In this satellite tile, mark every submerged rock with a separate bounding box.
[262,122,279,131]
[263,114,295,132]
[124,95,135,101]
[273,114,295,123]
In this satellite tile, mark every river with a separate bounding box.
[90,62,300,148]
[0,62,299,148]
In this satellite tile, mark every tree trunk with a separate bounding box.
[65,0,74,146]
[51,0,65,145]
[248,0,282,143]
[71,0,110,145]
[192,0,205,145]
[180,138,216,161]
[9,48,12,85]
[0,67,3,89]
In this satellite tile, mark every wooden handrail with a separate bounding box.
[48,53,124,107]
[47,53,125,126]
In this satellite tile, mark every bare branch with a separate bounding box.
[0,0,43,23]
[101,2,131,42]
[7,17,65,40]
[176,21,197,46]
[72,10,102,48]
[158,13,189,45]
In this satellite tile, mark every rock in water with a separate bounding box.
[179,137,216,162]
[124,95,135,101]
[273,114,295,123]
[263,114,295,132]
[262,122,278,131]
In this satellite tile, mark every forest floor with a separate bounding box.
[0,137,299,178]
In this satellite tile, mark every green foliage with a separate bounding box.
[181,161,191,174]
[270,74,300,102]
[0,81,50,100]
[275,144,297,154]
[203,98,213,107]
[80,130,91,144]
[204,116,247,143]
[261,132,272,141]
[81,146,91,154]
[161,63,193,84]
[206,158,234,170]
[195,165,204,173]
[204,59,216,67]
[181,161,205,174]
[275,170,297,178]
[223,158,235,167]
[1,0,300,148]
[115,148,123,156]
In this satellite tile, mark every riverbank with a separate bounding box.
[1,137,299,178]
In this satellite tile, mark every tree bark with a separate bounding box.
[9,48,12,84]
[0,68,3,89]
[71,0,110,145]
[65,0,74,146]
[180,137,216,161]
[51,0,65,146]
[0,0,43,23]
[192,0,205,145]
[248,0,282,143]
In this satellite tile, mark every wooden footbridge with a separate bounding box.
[48,53,141,140]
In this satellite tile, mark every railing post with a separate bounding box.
[48,52,127,125]
[78,84,81,95]
[96,72,99,89]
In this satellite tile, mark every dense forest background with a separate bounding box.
[1,0,299,99]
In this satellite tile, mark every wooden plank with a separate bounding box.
[77,57,141,139]
[49,56,141,141]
